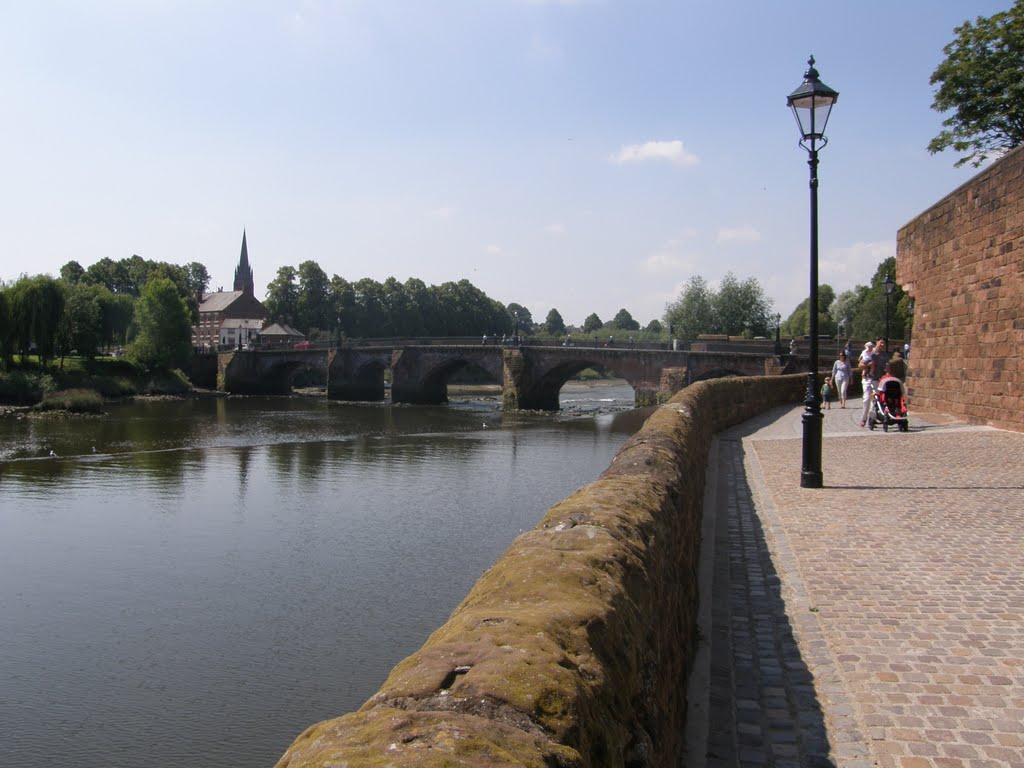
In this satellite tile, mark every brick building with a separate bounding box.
[896,145,1024,431]
[193,231,269,350]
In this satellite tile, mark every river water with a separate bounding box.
[0,382,649,768]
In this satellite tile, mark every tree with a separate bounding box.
[928,2,1024,167]
[849,257,907,342]
[713,273,774,336]
[506,303,535,333]
[8,274,65,365]
[59,283,104,362]
[60,261,86,285]
[184,262,211,298]
[644,319,663,335]
[610,308,640,331]
[129,277,193,371]
[0,285,11,367]
[102,292,135,350]
[297,260,332,334]
[782,284,837,339]
[264,266,300,326]
[582,313,603,333]
[829,287,868,337]
[664,275,714,339]
[543,308,566,336]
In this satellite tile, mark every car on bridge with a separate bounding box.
[293,340,314,349]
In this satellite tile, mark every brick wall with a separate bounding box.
[897,145,1024,431]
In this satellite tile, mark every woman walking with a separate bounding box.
[831,350,852,408]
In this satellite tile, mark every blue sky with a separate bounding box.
[0,1,1008,328]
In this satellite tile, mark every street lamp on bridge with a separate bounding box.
[774,312,782,355]
[787,55,838,489]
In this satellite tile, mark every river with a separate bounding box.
[0,381,650,768]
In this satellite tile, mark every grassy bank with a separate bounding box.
[0,356,193,407]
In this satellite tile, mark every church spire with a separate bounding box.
[233,229,254,295]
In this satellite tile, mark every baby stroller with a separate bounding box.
[868,376,909,432]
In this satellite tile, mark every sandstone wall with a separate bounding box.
[897,145,1024,430]
[275,375,805,768]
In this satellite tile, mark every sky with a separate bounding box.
[0,0,1010,328]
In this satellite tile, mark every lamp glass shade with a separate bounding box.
[883,274,895,295]
[787,57,839,142]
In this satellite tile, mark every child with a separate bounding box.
[821,376,833,410]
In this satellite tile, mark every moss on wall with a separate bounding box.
[275,374,805,768]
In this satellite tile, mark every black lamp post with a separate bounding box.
[774,312,782,354]
[787,55,838,489]
[883,273,895,351]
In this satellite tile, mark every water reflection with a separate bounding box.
[0,383,649,768]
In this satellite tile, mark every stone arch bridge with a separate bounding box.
[216,344,786,410]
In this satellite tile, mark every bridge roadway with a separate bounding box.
[215,342,791,410]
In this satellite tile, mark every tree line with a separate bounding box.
[2,254,659,373]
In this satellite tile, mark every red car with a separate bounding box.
[293,340,314,349]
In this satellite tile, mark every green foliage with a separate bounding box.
[129,277,193,372]
[506,303,534,333]
[60,283,104,360]
[8,274,66,365]
[0,370,58,404]
[610,308,641,331]
[582,313,603,333]
[713,273,774,336]
[264,266,300,326]
[543,308,566,335]
[297,260,332,333]
[929,1,1024,167]
[849,258,907,342]
[644,319,663,335]
[0,286,11,367]
[781,284,837,339]
[34,388,105,413]
[60,261,85,284]
[664,273,772,338]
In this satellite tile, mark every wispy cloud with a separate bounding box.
[641,238,695,273]
[821,240,895,284]
[430,206,455,219]
[485,244,502,254]
[544,223,565,235]
[611,140,699,167]
[717,226,762,243]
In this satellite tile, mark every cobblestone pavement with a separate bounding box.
[687,405,1024,768]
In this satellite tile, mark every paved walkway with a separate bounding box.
[686,404,1024,768]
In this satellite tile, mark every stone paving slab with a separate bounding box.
[689,405,1024,768]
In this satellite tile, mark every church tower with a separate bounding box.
[233,230,255,296]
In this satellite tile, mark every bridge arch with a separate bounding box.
[391,348,504,405]
[328,349,393,402]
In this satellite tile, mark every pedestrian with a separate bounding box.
[831,350,851,408]
[821,376,833,410]
[789,338,797,356]
[844,338,852,359]
[859,339,888,427]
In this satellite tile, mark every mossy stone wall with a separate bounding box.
[275,374,805,768]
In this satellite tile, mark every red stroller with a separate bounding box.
[869,375,909,432]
